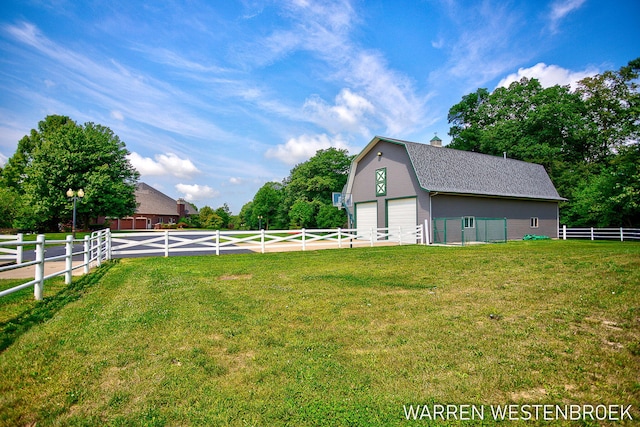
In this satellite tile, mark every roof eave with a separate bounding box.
[426,189,567,202]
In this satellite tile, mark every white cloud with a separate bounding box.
[4,22,233,142]
[496,63,598,90]
[265,133,351,165]
[175,183,219,201]
[243,1,429,136]
[549,0,586,32]
[0,152,7,167]
[110,110,124,121]
[128,152,200,179]
[229,177,244,185]
[431,38,445,49]
[303,88,374,135]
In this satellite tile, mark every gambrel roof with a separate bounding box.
[346,136,565,201]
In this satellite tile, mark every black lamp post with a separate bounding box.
[258,215,263,230]
[67,188,84,238]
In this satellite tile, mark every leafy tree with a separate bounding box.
[241,148,353,229]
[565,144,640,227]
[284,148,352,205]
[289,199,317,228]
[251,182,285,229]
[316,203,348,228]
[282,148,352,228]
[198,206,223,229]
[1,115,139,231]
[0,187,21,229]
[237,201,254,230]
[178,215,201,228]
[215,203,232,229]
[447,58,640,226]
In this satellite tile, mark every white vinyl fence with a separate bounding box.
[0,226,423,300]
[0,229,110,300]
[110,226,425,257]
[560,226,640,241]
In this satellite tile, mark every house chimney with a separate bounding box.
[430,134,442,147]
[177,198,186,217]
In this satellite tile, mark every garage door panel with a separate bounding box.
[356,202,377,241]
[387,198,417,243]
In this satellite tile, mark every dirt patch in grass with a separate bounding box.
[218,274,253,281]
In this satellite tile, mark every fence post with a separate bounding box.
[96,233,103,267]
[106,229,112,261]
[216,229,220,256]
[302,228,306,251]
[16,233,24,264]
[370,227,374,247]
[84,235,90,274]
[164,230,169,257]
[338,228,342,248]
[562,225,566,240]
[34,234,45,301]
[503,218,507,243]
[424,220,429,245]
[398,227,403,245]
[590,227,594,241]
[620,227,624,242]
[65,235,73,285]
[261,229,265,254]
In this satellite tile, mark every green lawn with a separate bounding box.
[0,241,639,426]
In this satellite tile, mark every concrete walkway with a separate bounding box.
[0,262,87,280]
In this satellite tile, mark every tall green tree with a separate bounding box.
[198,206,223,229]
[0,115,139,231]
[239,147,353,230]
[447,58,640,226]
[282,148,352,228]
[252,182,285,229]
[215,203,232,229]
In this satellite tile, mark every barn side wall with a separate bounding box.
[351,140,430,228]
[431,194,559,240]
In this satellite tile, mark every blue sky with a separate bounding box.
[1,0,638,213]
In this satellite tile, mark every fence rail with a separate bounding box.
[110,226,424,257]
[560,226,640,241]
[0,229,110,300]
[0,226,423,300]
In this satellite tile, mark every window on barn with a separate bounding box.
[375,168,387,196]
[463,216,475,229]
[530,217,539,228]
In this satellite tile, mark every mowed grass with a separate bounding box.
[0,241,639,426]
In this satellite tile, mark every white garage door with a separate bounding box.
[387,198,417,243]
[356,202,377,241]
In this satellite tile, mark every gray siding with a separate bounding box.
[431,195,559,239]
[348,137,561,242]
[351,141,430,228]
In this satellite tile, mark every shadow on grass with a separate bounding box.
[0,260,117,353]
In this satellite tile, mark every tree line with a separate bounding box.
[1,58,637,231]
[235,148,352,230]
[447,58,639,227]
[0,115,139,232]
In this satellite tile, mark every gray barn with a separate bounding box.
[344,136,565,243]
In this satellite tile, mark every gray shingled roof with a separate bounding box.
[135,182,199,216]
[379,137,565,201]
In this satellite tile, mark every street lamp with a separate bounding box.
[258,215,263,230]
[66,188,84,238]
